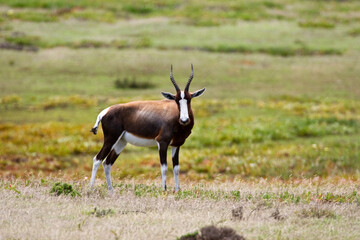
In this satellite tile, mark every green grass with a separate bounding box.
[0,0,359,181]
[2,19,359,54]
[1,96,359,179]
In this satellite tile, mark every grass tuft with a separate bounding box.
[114,77,155,89]
[298,20,335,29]
[123,4,154,15]
[178,231,198,240]
[298,207,337,219]
[86,207,116,217]
[71,9,116,23]
[5,32,42,47]
[41,95,97,110]
[50,182,81,197]
[348,27,360,36]
[0,95,21,109]
[202,45,342,56]
[70,40,108,49]
[6,10,58,22]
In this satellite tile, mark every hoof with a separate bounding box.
[173,188,180,193]
[90,127,97,135]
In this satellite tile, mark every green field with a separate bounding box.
[0,0,360,239]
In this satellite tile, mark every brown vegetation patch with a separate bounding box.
[298,206,337,219]
[232,206,244,220]
[0,41,38,51]
[179,225,245,240]
[271,208,285,221]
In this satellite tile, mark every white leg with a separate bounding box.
[90,157,102,187]
[171,146,180,192]
[103,162,114,192]
[173,165,180,192]
[161,164,167,191]
[103,138,127,192]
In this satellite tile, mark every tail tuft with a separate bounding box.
[90,127,98,135]
[91,107,110,135]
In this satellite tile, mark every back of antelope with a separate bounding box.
[90,65,205,193]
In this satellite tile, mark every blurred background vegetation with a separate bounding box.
[0,0,359,181]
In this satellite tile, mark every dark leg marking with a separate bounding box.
[172,146,180,192]
[158,142,169,191]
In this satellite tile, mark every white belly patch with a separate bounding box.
[123,131,157,147]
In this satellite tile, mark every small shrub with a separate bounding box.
[41,95,97,110]
[0,95,21,109]
[5,32,42,47]
[70,40,108,48]
[87,207,115,217]
[348,27,360,36]
[133,36,152,48]
[178,231,198,240]
[232,206,243,220]
[298,20,335,29]
[298,207,337,219]
[50,182,81,197]
[111,39,129,49]
[262,1,283,9]
[187,18,221,27]
[123,5,154,15]
[114,77,155,89]
[6,11,58,22]
[71,9,115,23]
[134,184,162,197]
[271,208,285,220]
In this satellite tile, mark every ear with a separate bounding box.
[161,92,176,100]
[191,88,206,98]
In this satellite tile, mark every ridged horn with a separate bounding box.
[184,64,194,92]
[170,65,180,93]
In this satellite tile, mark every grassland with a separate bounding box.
[1,179,360,240]
[0,0,360,239]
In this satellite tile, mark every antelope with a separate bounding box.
[89,65,205,193]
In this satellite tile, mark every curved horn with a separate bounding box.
[170,65,180,93]
[184,64,194,92]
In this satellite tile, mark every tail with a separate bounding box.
[90,107,110,135]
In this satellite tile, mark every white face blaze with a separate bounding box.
[179,91,189,124]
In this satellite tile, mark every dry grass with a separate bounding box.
[1,178,359,240]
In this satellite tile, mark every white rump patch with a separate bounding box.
[123,131,157,147]
[111,131,127,154]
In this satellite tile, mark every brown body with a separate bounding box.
[102,100,194,147]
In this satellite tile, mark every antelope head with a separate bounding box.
[161,64,206,126]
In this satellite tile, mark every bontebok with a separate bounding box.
[90,65,205,192]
